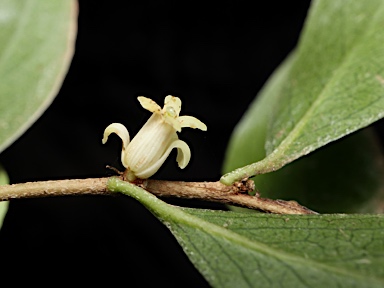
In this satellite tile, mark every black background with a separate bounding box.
[2,0,377,285]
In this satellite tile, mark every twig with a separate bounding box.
[0,177,317,215]
[0,178,110,200]
[140,179,317,214]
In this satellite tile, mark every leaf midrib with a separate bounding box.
[266,4,384,165]
[109,179,384,285]
[175,208,384,285]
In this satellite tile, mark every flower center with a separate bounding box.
[165,106,177,118]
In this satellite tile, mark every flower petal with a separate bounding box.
[102,123,130,147]
[134,139,191,179]
[164,116,182,132]
[102,123,131,168]
[178,116,207,131]
[138,96,162,114]
[125,113,176,172]
[164,95,182,116]
[174,140,191,168]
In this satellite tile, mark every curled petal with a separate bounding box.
[178,116,207,131]
[134,139,191,179]
[102,123,130,147]
[164,95,182,116]
[174,140,191,168]
[138,96,162,114]
[102,123,131,168]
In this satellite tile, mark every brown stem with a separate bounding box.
[0,177,317,215]
[140,179,317,214]
[0,178,110,200]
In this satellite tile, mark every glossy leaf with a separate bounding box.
[221,0,384,185]
[108,177,384,288]
[0,0,77,152]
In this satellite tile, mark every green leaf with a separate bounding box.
[222,53,384,213]
[221,0,384,185]
[0,0,77,152]
[0,165,9,229]
[108,177,384,288]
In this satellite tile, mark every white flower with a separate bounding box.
[103,95,207,181]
